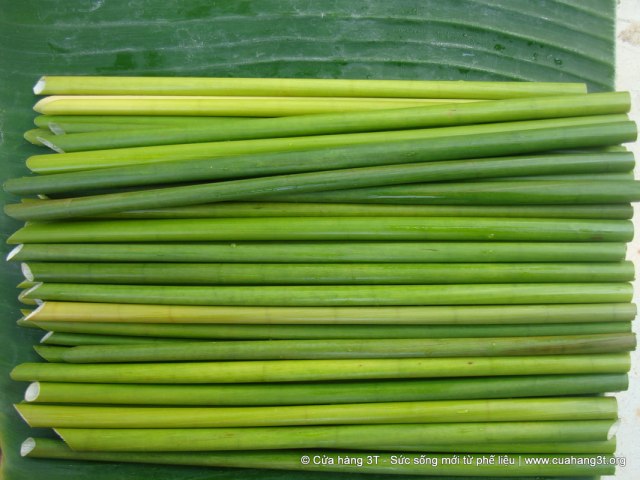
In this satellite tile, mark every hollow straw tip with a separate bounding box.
[6,244,23,262]
[33,77,46,95]
[23,303,45,323]
[21,282,43,301]
[608,419,621,440]
[37,136,64,153]
[40,331,53,344]
[21,263,34,282]
[48,123,65,135]
[20,438,36,457]
[25,382,40,402]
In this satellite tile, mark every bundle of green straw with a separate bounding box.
[5,75,639,478]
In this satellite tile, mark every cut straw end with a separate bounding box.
[20,438,36,457]
[23,303,45,323]
[40,331,53,344]
[25,382,40,402]
[21,263,34,282]
[14,404,31,426]
[33,77,45,95]
[37,136,64,153]
[607,419,621,440]
[6,244,23,262]
[48,123,65,135]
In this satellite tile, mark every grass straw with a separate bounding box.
[53,421,617,451]
[7,217,635,243]
[32,334,636,363]
[21,438,617,475]
[96,202,635,220]
[40,331,187,346]
[10,353,631,383]
[22,115,635,173]
[9,149,635,198]
[21,282,634,306]
[26,320,635,340]
[34,76,588,98]
[8,242,629,263]
[23,301,637,324]
[261,180,640,205]
[34,115,260,134]
[21,261,636,285]
[34,95,470,117]
[15,397,618,428]
[40,92,631,152]
[25,374,629,405]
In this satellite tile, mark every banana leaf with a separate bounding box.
[0,1,615,479]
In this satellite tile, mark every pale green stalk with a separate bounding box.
[24,374,629,405]
[24,301,636,325]
[15,397,617,428]
[34,76,587,98]
[10,353,631,383]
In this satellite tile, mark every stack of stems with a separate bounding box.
[31,92,631,152]
[7,77,638,476]
[21,438,618,476]
[14,397,619,428]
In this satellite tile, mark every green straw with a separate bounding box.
[21,262,636,285]
[10,353,631,383]
[40,331,187,346]
[24,301,636,324]
[25,374,629,405]
[33,334,636,363]
[34,95,471,117]
[8,217,634,244]
[34,76,588,98]
[263,180,640,205]
[40,93,631,152]
[12,152,637,222]
[53,421,617,451]
[15,397,617,428]
[21,438,617,475]
[23,116,635,173]
[11,141,634,199]
[22,282,634,307]
[97,203,635,220]
[8,242,629,263]
[27,320,635,340]
[35,115,259,134]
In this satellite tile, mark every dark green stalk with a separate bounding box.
[96,203,635,220]
[262,180,640,205]
[19,116,636,176]
[7,217,634,243]
[22,438,616,475]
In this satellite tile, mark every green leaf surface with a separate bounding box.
[0,0,615,479]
